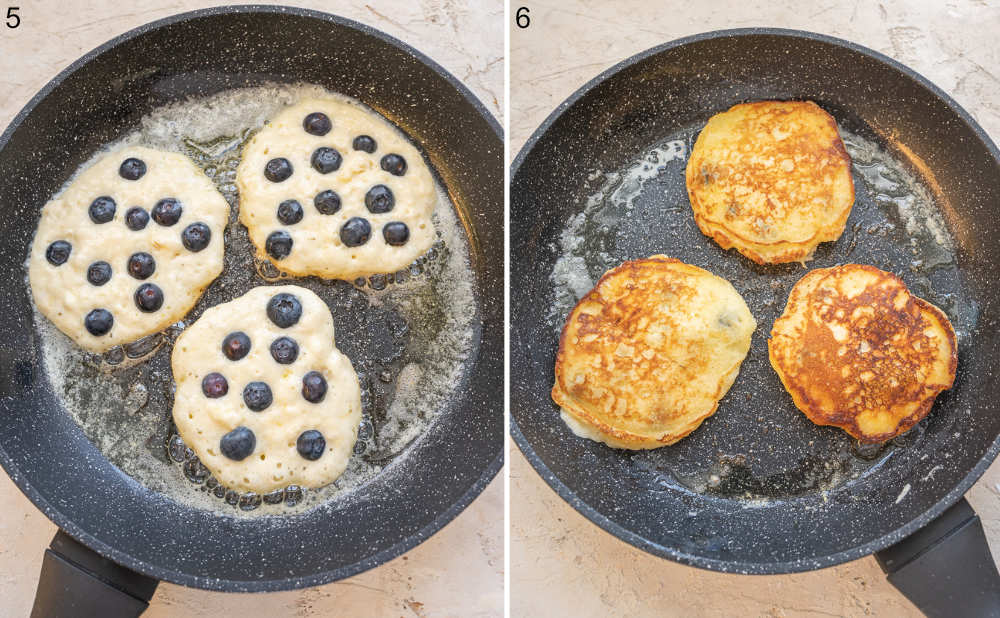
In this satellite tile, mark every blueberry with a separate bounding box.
[202,372,228,398]
[277,199,303,225]
[243,381,272,411]
[45,240,71,266]
[151,198,183,226]
[313,190,341,215]
[380,153,407,176]
[266,292,302,328]
[265,230,293,260]
[296,430,326,461]
[181,222,211,252]
[86,261,112,286]
[222,331,251,361]
[311,147,342,174]
[88,196,116,224]
[269,336,299,364]
[125,206,149,231]
[264,157,293,182]
[301,371,327,403]
[365,184,394,213]
[340,217,371,247]
[134,283,163,313]
[303,112,331,136]
[353,135,377,153]
[383,221,410,246]
[127,252,155,279]
[119,157,146,180]
[84,308,113,336]
[220,426,255,461]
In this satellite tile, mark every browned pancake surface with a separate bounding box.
[769,264,957,442]
[552,256,756,449]
[686,100,855,264]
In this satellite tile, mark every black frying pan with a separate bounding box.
[511,28,1000,616]
[0,5,502,613]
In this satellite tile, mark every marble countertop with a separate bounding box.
[511,0,1000,615]
[0,1,502,616]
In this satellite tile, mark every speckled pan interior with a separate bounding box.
[0,6,502,591]
[511,29,1000,574]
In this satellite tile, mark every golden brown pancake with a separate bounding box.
[552,256,756,449]
[769,264,957,442]
[686,100,855,264]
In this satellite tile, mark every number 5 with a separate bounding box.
[6,7,20,28]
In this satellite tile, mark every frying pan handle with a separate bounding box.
[30,529,158,618]
[875,497,1000,617]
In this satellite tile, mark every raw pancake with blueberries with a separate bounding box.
[28,146,228,352]
[552,256,756,449]
[172,285,361,493]
[686,100,855,264]
[237,97,437,279]
[769,264,957,443]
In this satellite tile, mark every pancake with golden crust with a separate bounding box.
[769,264,957,443]
[686,101,855,264]
[552,256,756,449]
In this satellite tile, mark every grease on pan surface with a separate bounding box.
[553,256,755,449]
[686,101,855,264]
[769,264,957,443]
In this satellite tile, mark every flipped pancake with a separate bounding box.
[552,256,756,449]
[686,100,855,264]
[769,264,957,443]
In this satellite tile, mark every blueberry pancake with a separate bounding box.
[28,146,228,352]
[237,98,437,280]
[172,285,362,493]
[552,256,757,449]
[769,264,957,443]
[686,100,855,264]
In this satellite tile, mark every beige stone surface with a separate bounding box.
[511,0,1000,616]
[0,1,502,616]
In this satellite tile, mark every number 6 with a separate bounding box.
[516,7,530,29]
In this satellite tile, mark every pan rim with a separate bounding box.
[0,4,503,591]
[510,26,1000,575]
